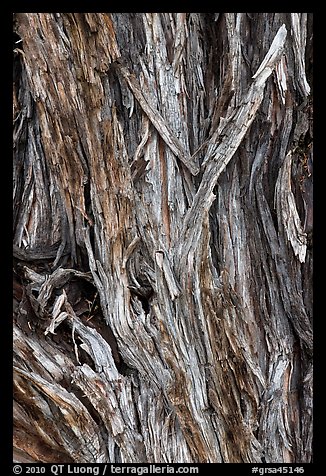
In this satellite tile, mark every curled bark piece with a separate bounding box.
[275,151,307,263]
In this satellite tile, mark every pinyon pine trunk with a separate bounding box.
[13,13,313,463]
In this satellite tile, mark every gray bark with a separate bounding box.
[13,13,313,463]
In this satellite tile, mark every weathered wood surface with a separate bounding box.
[13,13,313,463]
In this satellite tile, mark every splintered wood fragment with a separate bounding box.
[252,24,287,80]
[44,311,69,335]
[274,151,307,263]
[36,268,93,311]
[131,117,150,180]
[122,236,141,269]
[155,249,181,300]
[290,14,311,97]
[116,62,200,176]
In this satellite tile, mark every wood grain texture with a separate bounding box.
[13,13,312,463]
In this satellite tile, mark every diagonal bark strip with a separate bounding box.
[176,24,288,258]
[116,62,200,176]
[274,151,307,263]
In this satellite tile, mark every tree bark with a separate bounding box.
[13,13,313,463]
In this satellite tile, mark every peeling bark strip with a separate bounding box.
[14,13,312,463]
[116,62,200,175]
[177,25,287,257]
[275,151,307,263]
